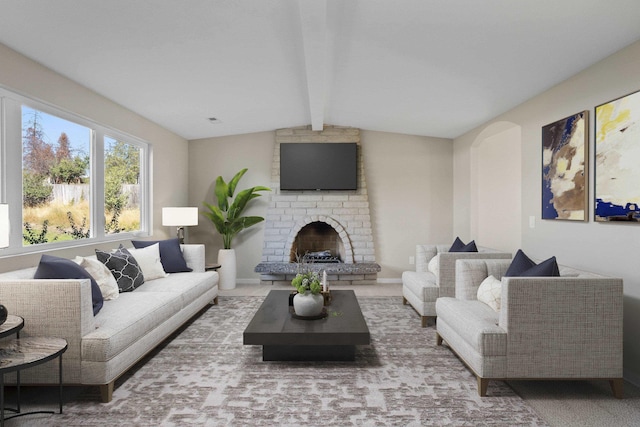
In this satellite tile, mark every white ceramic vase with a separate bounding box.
[293,291,324,317]
[217,249,237,290]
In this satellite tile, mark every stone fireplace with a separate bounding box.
[255,125,380,286]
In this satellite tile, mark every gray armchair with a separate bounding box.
[435,258,624,397]
[401,244,511,326]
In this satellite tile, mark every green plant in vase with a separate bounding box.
[291,271,322,295]
[202,168,270,290]
[202,168,271,249]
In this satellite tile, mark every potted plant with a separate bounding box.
[202,168,270,289]
[291,270,324,316]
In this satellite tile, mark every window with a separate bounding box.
[0,87,150,254]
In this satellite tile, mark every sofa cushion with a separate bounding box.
[95,247,145,292]
[132,238,192,273]
[74,256,119,300]
[82,291,182,362]
[401,271,439,302]
[34,254,103,315]
[135,271,216,309]
[436,297,506,357]
[477,275,502,311]
[125,243,168,281]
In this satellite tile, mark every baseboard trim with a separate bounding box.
[377,278,402,284]
[236,279,261,285]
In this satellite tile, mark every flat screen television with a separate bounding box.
[280,143,357,191]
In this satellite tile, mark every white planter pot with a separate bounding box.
[217,249,237,290]
[293,291,324,317]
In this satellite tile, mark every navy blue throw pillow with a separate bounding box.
[505,250,560,277]
[449,237,465,252]
[131,238,192,273]
[504,249,536,277]
[520,256,560,277]
[34,254,103,315]
[449,237,478,253]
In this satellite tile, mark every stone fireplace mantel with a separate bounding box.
[255,125,380,286]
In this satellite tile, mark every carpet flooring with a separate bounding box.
[10,296,549,426]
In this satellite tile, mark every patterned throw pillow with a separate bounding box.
[96,247,145,292]
[477,275,502,311]
[74,256,120,300]
[427,254,439,278]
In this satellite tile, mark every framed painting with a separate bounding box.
[595,89,640,222]
[542,110,589,220]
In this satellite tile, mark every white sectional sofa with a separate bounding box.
[402,244,511,326]
[436,258,624,397]
[0,244,218,402]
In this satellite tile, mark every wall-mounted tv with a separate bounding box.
[280,143,357,191]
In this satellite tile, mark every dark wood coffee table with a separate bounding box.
[243,290,370,361]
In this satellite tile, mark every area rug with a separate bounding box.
[27,296,548,426]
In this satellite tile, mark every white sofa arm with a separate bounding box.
[455,259,511,300]
[500,276,623,378]
[181,244,205,272]
[0,279,95,383]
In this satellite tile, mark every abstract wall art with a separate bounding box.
[595,90,640,222]
[542,111,589,221]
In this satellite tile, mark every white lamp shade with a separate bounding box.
[162,207,199,227]
[0,204,9,248]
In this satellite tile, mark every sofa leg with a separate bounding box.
[212,296,219,305]
[402,296,407,305]
[477,377,489,397]
[610,378,624,398]
[436,332,443,346]
[100,381,114,403]
[421,316,428,328]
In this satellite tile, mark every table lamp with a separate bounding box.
[162,207,198,244]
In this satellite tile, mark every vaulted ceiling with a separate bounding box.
[1,1,640,140]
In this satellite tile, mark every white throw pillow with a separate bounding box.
[427,254,439,277]
[126,243,168,281]
[477,275,502,312]
[74,256,119,300]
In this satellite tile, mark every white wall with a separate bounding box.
[471,125,521,253]
[188,129,454,281]
[188,131,275,281]
[0,43,189,272]
[454,39,640,382]
[360,130,453,278]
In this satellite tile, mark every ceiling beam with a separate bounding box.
[298,0,327,131]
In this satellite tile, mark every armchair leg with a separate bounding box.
[610,378,624,399]
[402,296,407,305]
[421,316,428,328]
[477,376,489,397]
[436,332,443,346]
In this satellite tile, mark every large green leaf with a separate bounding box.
[214,176,229,211]
[227,168,247,198]
[203,169,270,249]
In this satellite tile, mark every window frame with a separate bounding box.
[0,86,151,256]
